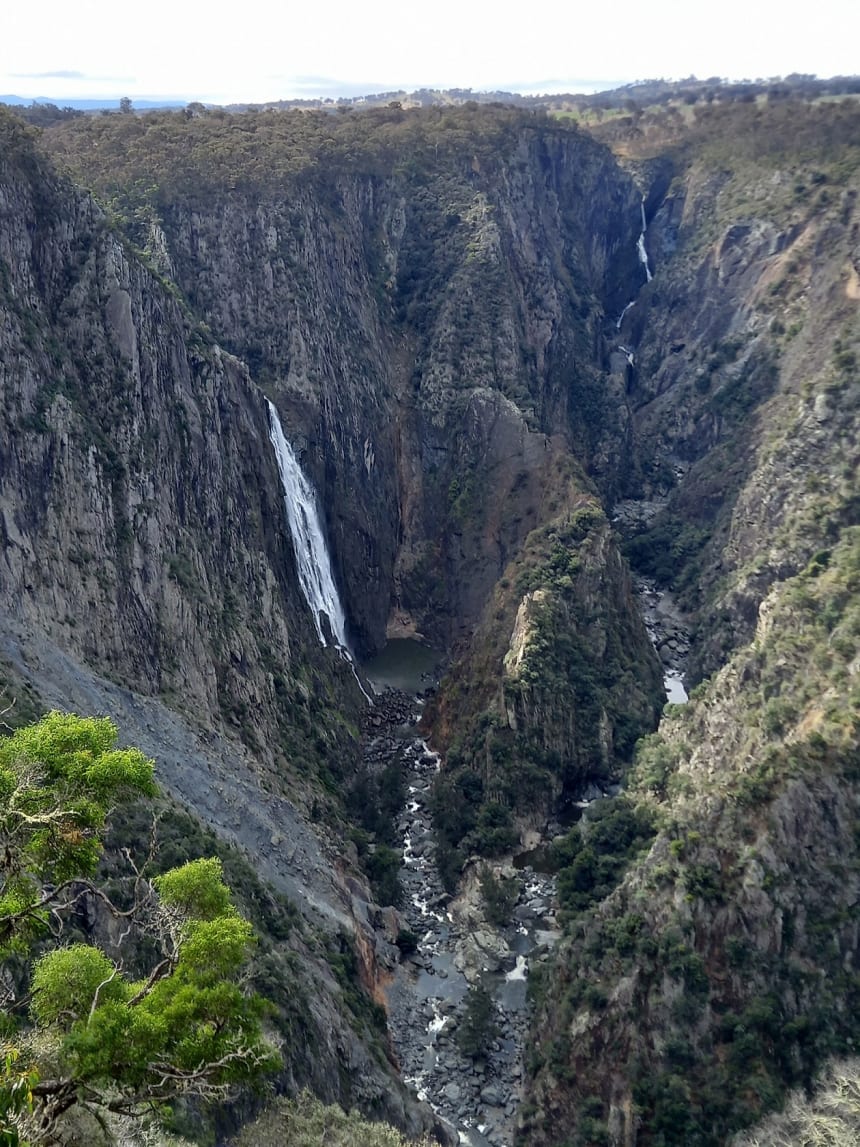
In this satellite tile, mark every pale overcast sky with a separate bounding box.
[3,0,859,105]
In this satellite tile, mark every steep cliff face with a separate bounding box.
[43,107,648,658]
[498,517,662,777]
[39,106,665,832]
[0,112,366,763]
[520,99,860,1146]
[428,496,663,863]
[524,528,860,1147]
[618,100,860,681]
[0,109,437,1137]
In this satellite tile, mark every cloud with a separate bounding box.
[265,74,392,99]
[11,70,133,82]
[12,70,85,79]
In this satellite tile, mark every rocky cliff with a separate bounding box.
[42,102,665,803]
[1,92,856,1146]
[0,111,368,758]
[0,108,435,1138]
[524,527,859,1146]
[43,108,645,648]
[619,99,860,680]
[520,96,860,1146]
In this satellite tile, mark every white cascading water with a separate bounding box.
[616,300,636,329]
[637,198,653,282]
[618,345,635,367]
[616,202,653,329]
[266,400,349,648]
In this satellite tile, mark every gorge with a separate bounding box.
[0,89,858,1147]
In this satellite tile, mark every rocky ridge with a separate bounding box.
[520,100,860,1145]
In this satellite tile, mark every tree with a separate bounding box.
[456,984,498,1059]
[0,711,158,954]
[0,713,278,1146]
[119,97,133,115]
[478,864,519,928]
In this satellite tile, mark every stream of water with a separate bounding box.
[612,492,691,704]
[372,703,558,1147]
[637,198,653,283]
[265,211,684,1140]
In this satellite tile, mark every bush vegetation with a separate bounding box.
[230,1089,434,1147]
[0,714,277,1146]
[732,1057,860,1147]
[553,797,656,920]
[526,524,860,1146]
[479,865,520,928]
[456,984,498,1060]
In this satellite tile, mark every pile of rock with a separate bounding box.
[636,576,691,676]
[406,993,527,1139]
[361,687,421,731]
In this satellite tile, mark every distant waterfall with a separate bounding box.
[637,199,653,282]
[266,400,349,649]
[616,300,636,330]
[616,200,653,330]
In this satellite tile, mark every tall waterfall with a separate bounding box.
[266,400,349,649]
[637,199,653,283]
[616,200,653,330]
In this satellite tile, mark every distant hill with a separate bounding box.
[4,75,860,120]
[0,94,185,110]
[226,73,860,113]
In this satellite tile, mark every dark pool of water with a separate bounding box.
[512,845,558,874]
[415,951,469,1005]
[362,638,443,694]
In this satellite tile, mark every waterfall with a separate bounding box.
[266,400,349,649]
[615,200,652,331]
[616,300,636,330]
[618,345,635,367]
[637,199,653,283]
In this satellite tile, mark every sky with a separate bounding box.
[3,0,859,106]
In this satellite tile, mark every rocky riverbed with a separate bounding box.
[365,691,558,1147]
[365,516,693,1145]
[636,575,690,703]
[612,484,692,704]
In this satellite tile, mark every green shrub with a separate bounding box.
[479,866,519,927]
[457,984,498,1059]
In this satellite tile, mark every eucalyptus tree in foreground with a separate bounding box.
[0,712,279,1146]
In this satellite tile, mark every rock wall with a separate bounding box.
[38,107,667,826]
[620,124,860,681]
[44,109,647,656]
[520,100,860,1145]
[0,113,366,760]
[0,110,437,1138]
[522,528,860,1146]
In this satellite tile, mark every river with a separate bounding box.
[363,546,690,1145]
[359,671,557,1147]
